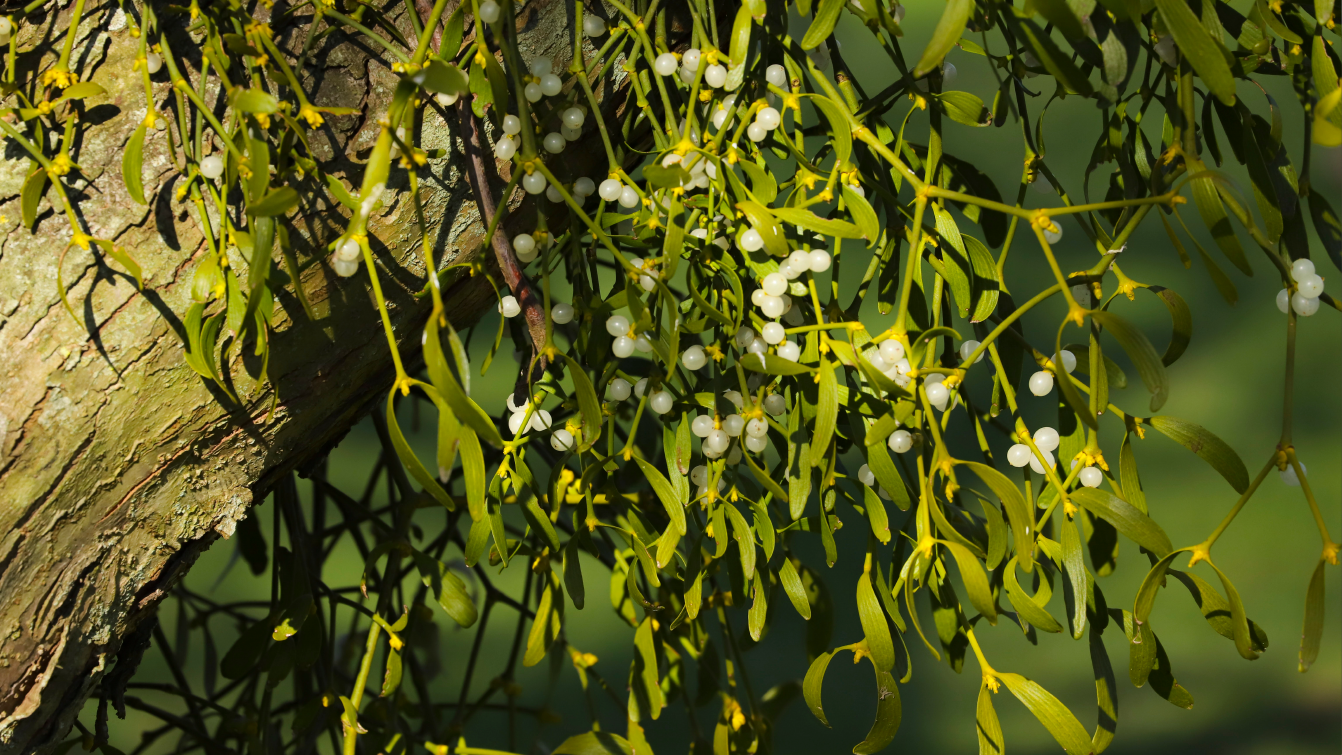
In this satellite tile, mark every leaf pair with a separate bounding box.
[804,640,902,754]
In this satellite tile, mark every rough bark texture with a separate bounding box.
[0,0,585,750]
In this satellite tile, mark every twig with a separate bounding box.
[453,99,549,394]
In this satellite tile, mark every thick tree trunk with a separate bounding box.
[0,1,584,750]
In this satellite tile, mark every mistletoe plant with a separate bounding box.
[9,0,1341,753]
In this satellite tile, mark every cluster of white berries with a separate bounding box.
[0,17,13,46]
[507,393,554,436]
[924,373,952,411]
[597,177,642,209]
[580,380,786,465]
[649,49,726,90]
[542,107,587,154]
[864,339,911,387]
[1276,259,1325,317]
[734,321,800,361]
[750,246,829,289]
[1006,426,1060,474]
[1027,349,1076,397]
[605,373,676,415]
[512,232,538,263]
[746,105,782,143]
[332,237,362,277]
[690,465,727,498]
[710,95,738,131]
[494,116,524,159]
[661,150,717,190]
[605,314,655,358]
[327,182,389,276]
[750,279,792,317]
[525,73,564,103]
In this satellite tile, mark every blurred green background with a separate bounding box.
[91,5,1339,754]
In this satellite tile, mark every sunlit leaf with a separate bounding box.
[122,124,147,206]
[632,455,687,536]
[1070,488,1172,558]
[957,461,1035,573]
[803,649,836,726]
[998,672,1094,755]
[857,571,895,672]
[780,557,812,620]
[976,682,1004,755]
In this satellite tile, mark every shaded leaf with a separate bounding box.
[386,388,456,511]
[1153,0,1236,104]
[1090,310,1168,412]
[563,355,603,451]
[433,562,478,627]
[914,0,972,76]
[1146,286,1192,367]
[853,666,901,754]
[553,731,631,755]
[1299,559,1326,672]
[1145,416,1248,493]
[1070,488,1172,558]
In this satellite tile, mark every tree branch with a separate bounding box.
[453,99,549,394]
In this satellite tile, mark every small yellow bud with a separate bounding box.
[299,106,324,129]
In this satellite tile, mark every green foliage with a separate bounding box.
[13,0,1341,753]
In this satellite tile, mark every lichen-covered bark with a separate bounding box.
[0,1,584,751]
